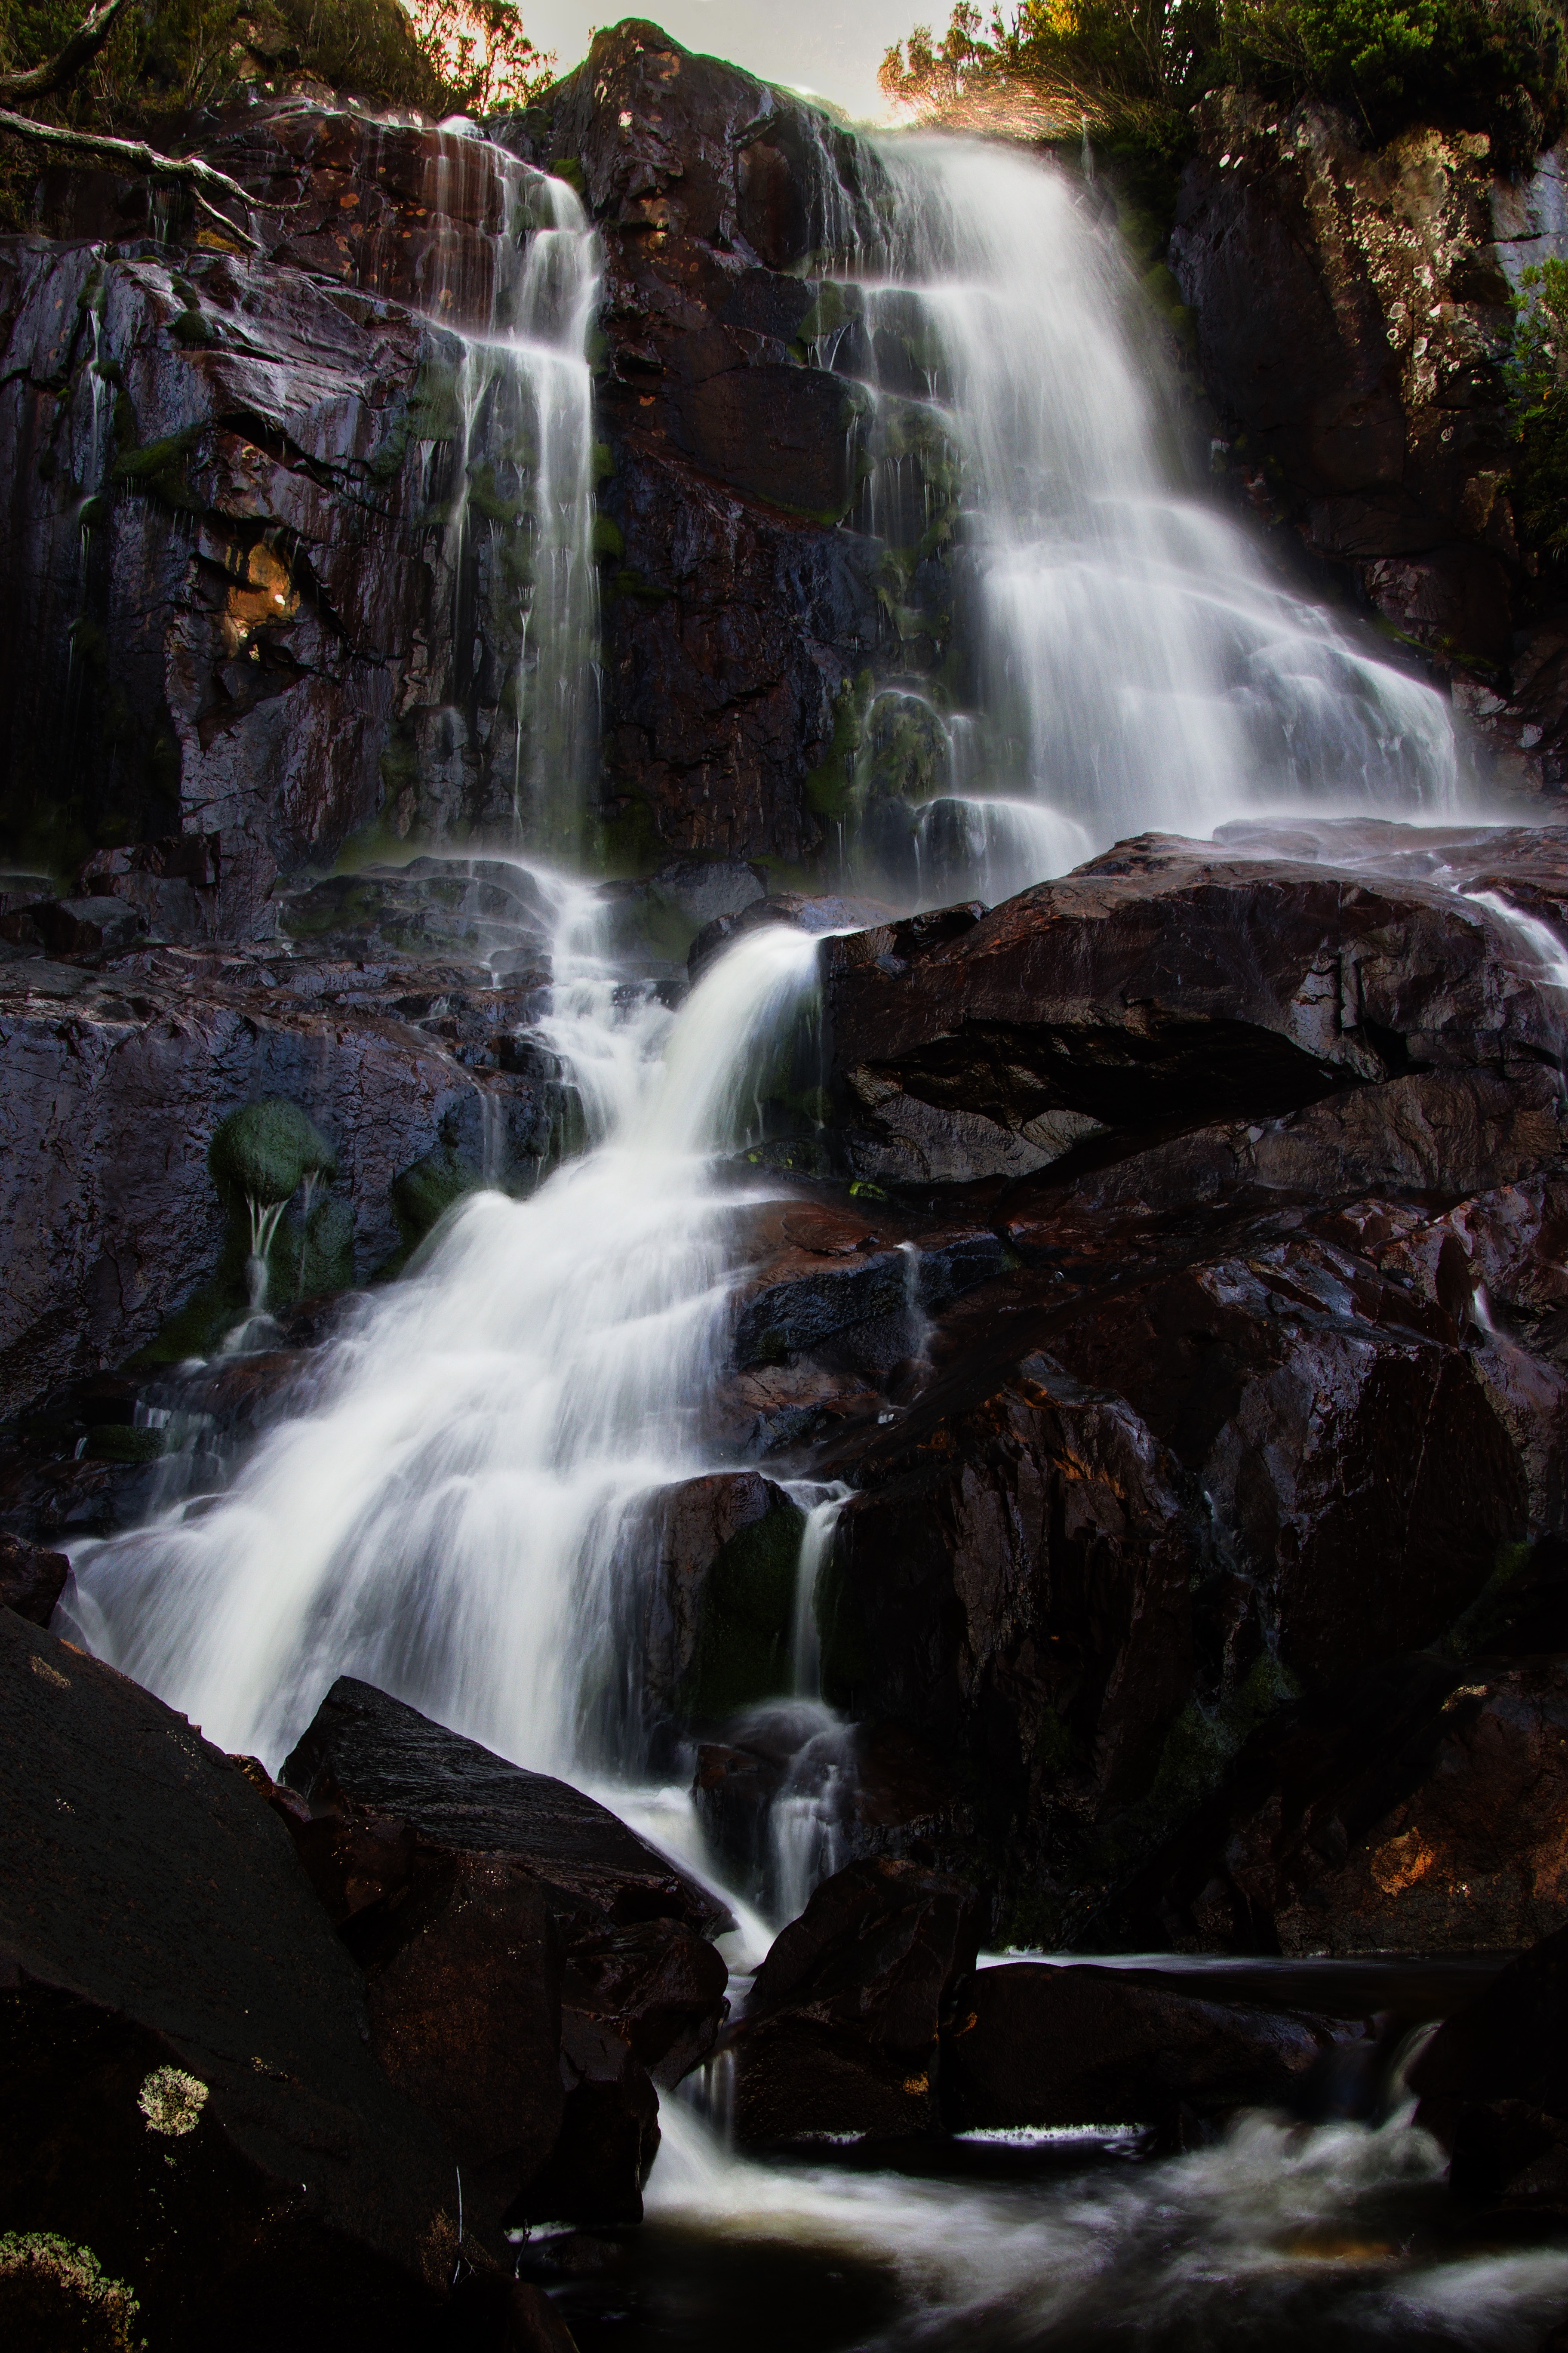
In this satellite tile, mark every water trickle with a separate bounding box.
[369,127,601,854]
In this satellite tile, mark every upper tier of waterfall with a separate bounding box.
[817,136,1462,901]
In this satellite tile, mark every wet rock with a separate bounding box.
[516,2008,661,2228]
[818,1346,1198,1846]
[690,892,897,982]
[1411,1924,1568,2224]
[1121,1656,1568,1956]
[729,1197,1005,1371]
[729,1857,980,2147]
[0,1529,68,1625]
[943,1962,1336,2132]
[641,1471,807,1734]
[18,897,148,956]
[0,944,560,1420]
[561,1918,729,2086]
[1044,1226,1528,1681]
[281,1676,732,1940]
[823,842,1559,1187]
[323,1839,567,2233]
[1170,96,1525,690]
[0,1611,472,2347]
[75,834,222,943]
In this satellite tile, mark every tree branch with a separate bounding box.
[0,0,133,105]
[0,108,274,247]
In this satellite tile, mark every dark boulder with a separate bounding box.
[818,1346,1198,1847]
[278,1681,729,2225]
[1411,1924,1568,2225]
[942,1962,1336,2133]
[822,842,1558,1186]
[0,1612,473,2350]
[282,1676,731,1940]
[515,2009,661,2229]
[728,1857,980,2147]
[561,1918,729,2087]
[641,1471,807,1733]
[0,1530,68,1625]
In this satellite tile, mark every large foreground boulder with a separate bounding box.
[942,1962,1339,2136]
[279,1679,731,2225]
[728,1857,979,2147]
[0,1614,472,2350]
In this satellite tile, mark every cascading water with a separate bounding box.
[815,138,1463,896]
[370,124,600,852]
[66,893,831,1779]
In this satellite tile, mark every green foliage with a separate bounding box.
[208,1097,337,1210]
[883,0,1567,166]
[391,1139,483,1245]
[0,2232,141,2352]
[1507,256,1568,557]
[0,0,558,159]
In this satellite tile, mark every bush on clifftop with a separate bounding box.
[882,0,1568,163]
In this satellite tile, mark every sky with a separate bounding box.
[519,1,922,124]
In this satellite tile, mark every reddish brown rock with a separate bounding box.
[0,1530,68,1626]
[729,1857,981,2148]
[0,1611,475,2350]
[818,1346,1198,1835]
[1121,1656,1568,1956]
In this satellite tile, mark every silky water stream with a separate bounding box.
[58,124,1568,2352]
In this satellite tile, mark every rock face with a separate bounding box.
[758,825,1568,1941]
[1126,1655,1568,1957]
[0,23,898,898]
[0,867,571,1421]
[823,836,1561,1189]
[280,1677,731,2225]
[0,1611,471,2349]
[943,1962,1336,2133]
[507,22,885,864]
[728,1857,979,2147]
[1170,95,1566,784]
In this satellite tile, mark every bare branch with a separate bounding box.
[0,108,275,248]
[0,0,133,106]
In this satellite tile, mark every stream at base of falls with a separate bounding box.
[555,2015,1568,2353]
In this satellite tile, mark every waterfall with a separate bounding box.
[65,897,833,1773]
[818,137,1463,895]
[375,126,600,854]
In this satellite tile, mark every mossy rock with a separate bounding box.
[0,2233,140,2351]
[680,1491,809,1726]
[272,1193,357,1299]
[391,1142,483,1246]
[208,1100,337,1211]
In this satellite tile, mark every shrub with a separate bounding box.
[1507,256,1568,558]
[882,0,1568,163]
